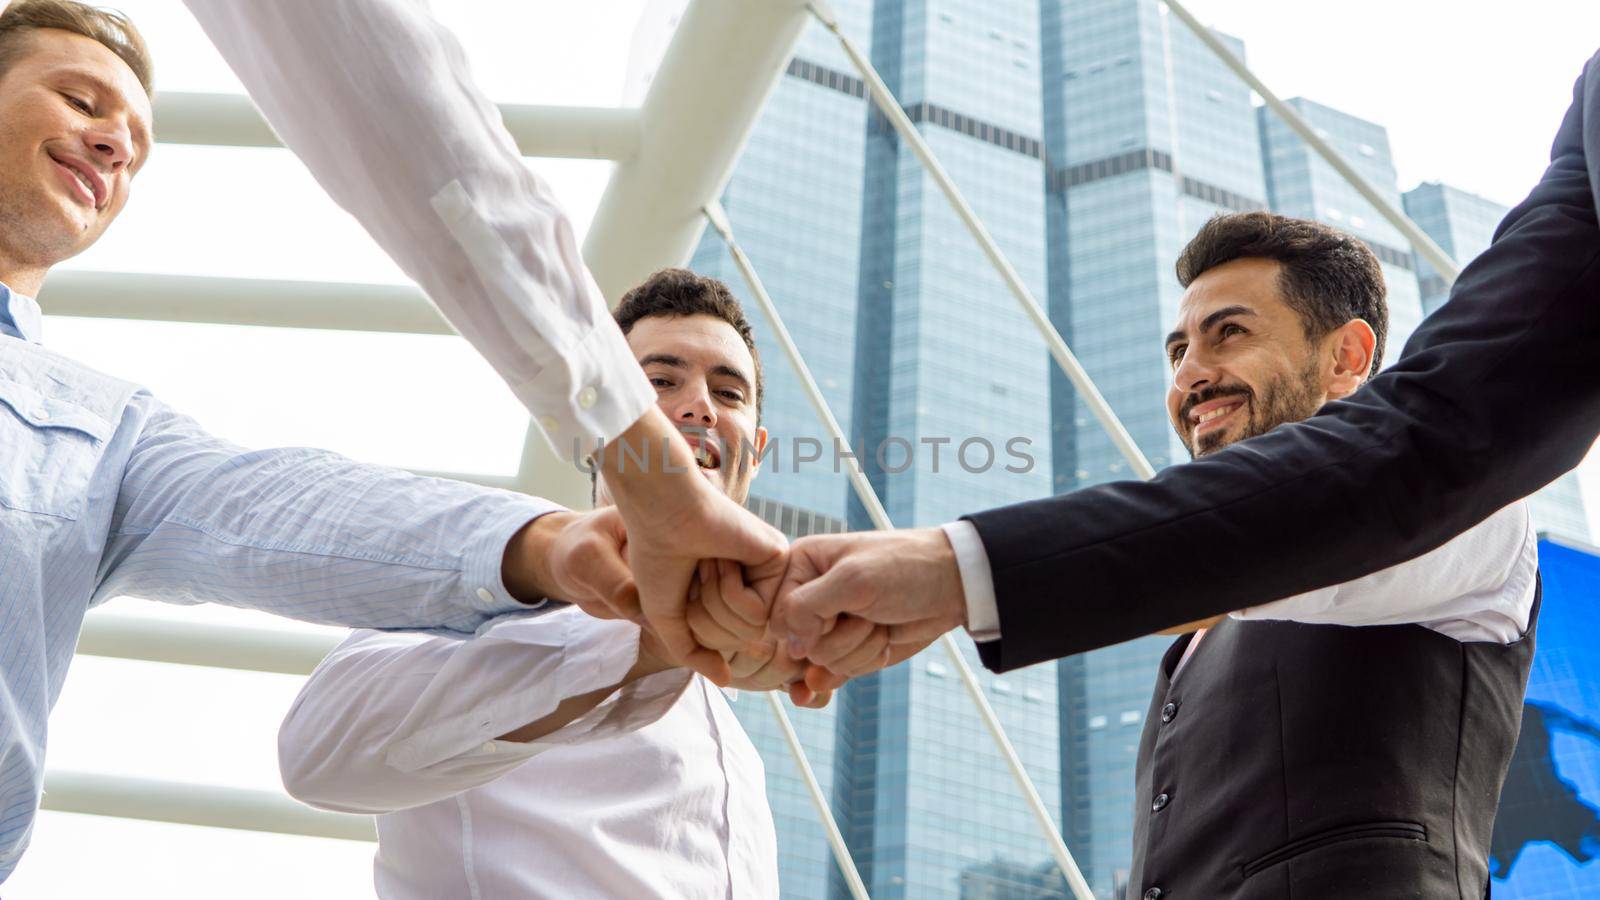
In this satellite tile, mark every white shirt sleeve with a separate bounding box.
[942,520,1000,642]
[183,0,656,448]
[278,607,691,815]
[1232,501,1539,643]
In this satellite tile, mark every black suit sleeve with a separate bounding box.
[968,53,1600,673]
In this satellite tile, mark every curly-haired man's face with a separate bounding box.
[622,313,767,503]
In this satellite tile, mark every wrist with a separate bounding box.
[629,634,678,681]
[927,527,969,632]
[501,510,579,604]
[598,407,700,507]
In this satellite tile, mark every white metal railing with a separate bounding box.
[154,92,643,161]
[704,201,1093,900]
[41,770,376,842]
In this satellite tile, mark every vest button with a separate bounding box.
[1160,702,1178,723]
[1152,792,1170,812]
[1144,889,1163,900]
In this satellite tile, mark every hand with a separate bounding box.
[502,508,637,617]
[687,558,770,653]
[769,529,968,674]
[600,407,789,685]
[638,617,837,709]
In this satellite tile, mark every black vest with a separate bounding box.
[1129,583,1539,899]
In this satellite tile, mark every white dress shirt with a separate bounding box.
[279,607,778,900]
[183,0,657,449]
[948,499,1539,646]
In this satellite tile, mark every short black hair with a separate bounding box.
[1176,212,1389,378]
[614,267,763,415]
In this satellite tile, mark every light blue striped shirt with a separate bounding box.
[0,281,556,879]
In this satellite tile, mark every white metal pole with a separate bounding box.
[705,203,1094,900]
[42,770,376,842]
[765,693,871,900]
[808,0,1156,483]
[1160,0,1460,285]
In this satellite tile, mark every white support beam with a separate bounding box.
[154,92,643,161]
[77,613,339,677]
[39,270,453,335]
[581,0,812,300]
[42,771,376,842]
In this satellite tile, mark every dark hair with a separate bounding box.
[1176,212,1388,377]
[0,0,153,97]
[614,267,764,415]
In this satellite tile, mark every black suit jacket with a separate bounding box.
[967,50,1600,673]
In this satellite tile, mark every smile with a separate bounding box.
[1191,400,1244,433]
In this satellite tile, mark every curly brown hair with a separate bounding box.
[614,267,764,416]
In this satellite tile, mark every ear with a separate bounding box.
[748,426,769,474]
[1325,319,1377,400]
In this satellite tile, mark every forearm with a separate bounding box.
[101,403,555,635]
[496,647,674,743]
[280,613,673,813]
[184,0,655,443]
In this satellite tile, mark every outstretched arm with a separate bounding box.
[278,610,691,815]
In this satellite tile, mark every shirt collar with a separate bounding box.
[0,282,42,344]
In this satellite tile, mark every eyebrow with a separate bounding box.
[1164,305,1257,349]
[59,69,152,156]
[639,354,753,392]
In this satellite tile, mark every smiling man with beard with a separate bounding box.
[1121,212,1539,899]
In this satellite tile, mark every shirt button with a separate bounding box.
[475,587,495,604]
[1161,702,1178,723]
[1152,792,1170,812]
[1144,889,1163,900]
[577,386,598,409]
[538,415,560,434]
[480,741,497,753]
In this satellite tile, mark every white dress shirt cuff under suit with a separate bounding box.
[948,501,1538,645]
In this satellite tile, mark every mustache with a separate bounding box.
[1179,384,1252,425]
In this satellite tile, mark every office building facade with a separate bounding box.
[685,3,1561,897]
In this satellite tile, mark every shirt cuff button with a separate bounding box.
[475,587,495,604]
[578,386,598,410]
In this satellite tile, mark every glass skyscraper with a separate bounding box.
[682,3,1572,898]
[1403,182,1591,542]
[1258,98,1428,367]
[1039,2,1265,892]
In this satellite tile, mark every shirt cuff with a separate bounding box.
[942,520,1000,642]
[518,316,657,453]
[460,497,567,616]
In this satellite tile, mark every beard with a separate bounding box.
[1182,360,1325,459]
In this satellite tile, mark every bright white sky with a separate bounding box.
[9,2,1600,897]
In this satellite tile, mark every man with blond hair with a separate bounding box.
[0,1,739,879]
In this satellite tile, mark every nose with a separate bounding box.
[81,120,134,172]
[674,380,718,428]
[1172,345,1219,396]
